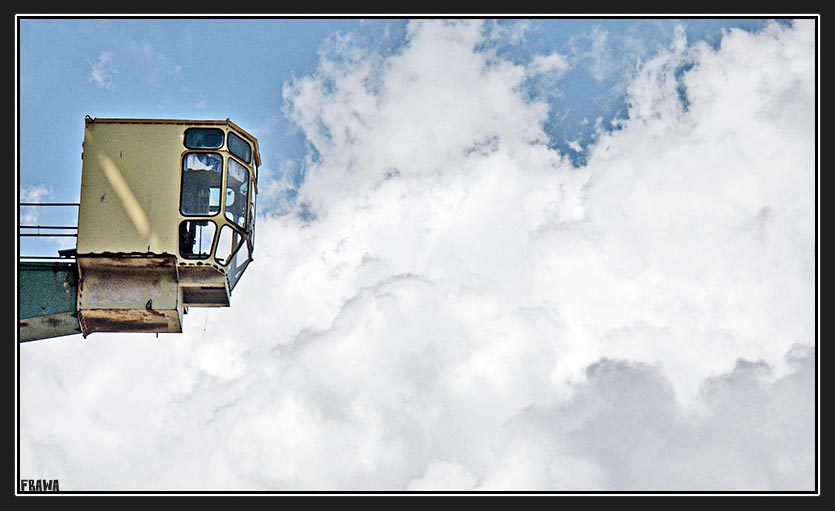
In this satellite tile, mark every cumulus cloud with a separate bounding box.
[19,19,816,492]
[485,344,814,491]
[406,460,479,491]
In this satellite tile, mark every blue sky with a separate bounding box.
[19,18,787,205]
[20,19,357,200]
[17,16,817,493]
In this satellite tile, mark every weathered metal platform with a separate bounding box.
[19,261,82,342]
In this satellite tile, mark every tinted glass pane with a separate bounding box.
[228,238,252,290]
[225,157,249,228]
[215,224,242,265]
[185,128,224,149]
[179,220,216,259]
[227,131,252,163]
[250,199,256,247]
[181,153,223,216]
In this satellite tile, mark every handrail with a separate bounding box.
[19,202,80,207]
[19,225,78,230]
[19,255,77,261]
[19,203,79,258]
[20,233,77,237]
[20,225,78,238]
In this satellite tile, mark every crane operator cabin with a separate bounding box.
[74,117,260,337]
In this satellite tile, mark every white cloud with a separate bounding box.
[571,25,614,84]
[489,346,815,490]
[19,185,50,225]
[581,20,816,399]
[20,19,816,492]
[406,460,479,490]
[530,52,570,76]
[127,40,182,87]
[19,184,51,203]
[88,50,116,90]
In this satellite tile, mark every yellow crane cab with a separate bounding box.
[73,117,260,337]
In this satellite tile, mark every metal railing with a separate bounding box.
[19,202,79,260]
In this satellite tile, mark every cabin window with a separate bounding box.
[184,127,224,149]
[181,152,223,216]
[179,220,216,259]
[215,224,243,265]
[227,238,251,290]
[227,131,252,163]
[225,157,249,228]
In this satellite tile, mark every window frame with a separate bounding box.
[178,219,218,260]
[227,130,252,164]
[184,127,225,149]
[180,151,225,218]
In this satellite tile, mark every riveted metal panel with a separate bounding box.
[76,254,183,336]
[18,261,81,341]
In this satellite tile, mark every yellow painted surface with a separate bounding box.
[78,121,182,255]
[72,118,260,334]
[76,117,260,262]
